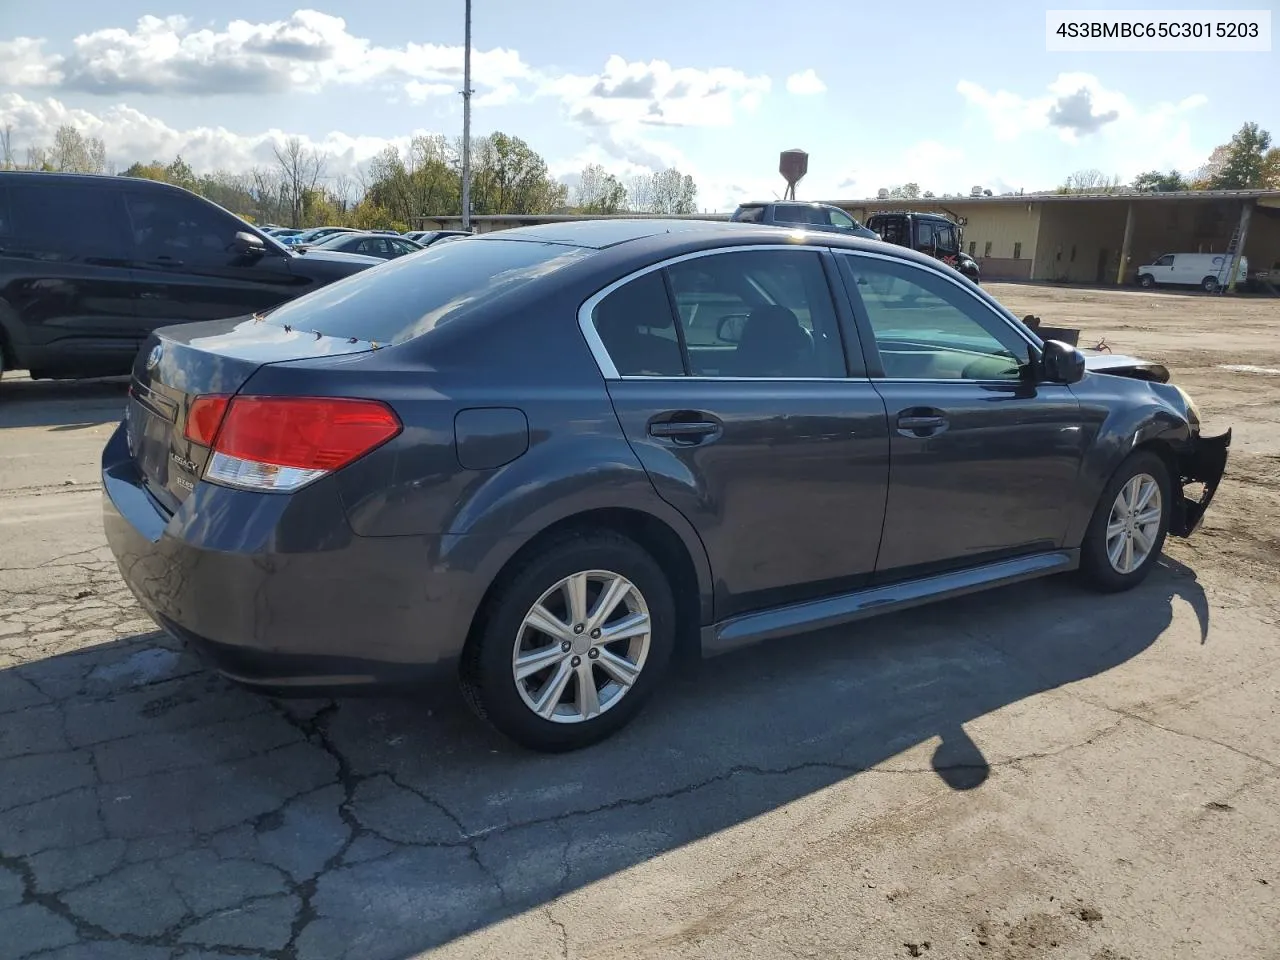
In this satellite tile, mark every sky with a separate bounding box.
[1,1,1276,211]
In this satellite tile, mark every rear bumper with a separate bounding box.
[100,424,501,694]
[1169,428,1231,537]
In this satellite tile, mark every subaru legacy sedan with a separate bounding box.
[102,219,1230,752]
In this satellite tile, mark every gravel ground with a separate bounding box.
[1,283,1278,960]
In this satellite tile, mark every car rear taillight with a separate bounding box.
[185,395,231,447]
[196,396,401,493]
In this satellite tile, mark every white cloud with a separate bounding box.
[546,55,771,130]
[957,72,1205,145]
[785,69,826,96]
[0,92,422,177]
[0,38,64,87]
[3,11,531,103]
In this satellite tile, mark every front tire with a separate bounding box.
[1079,450,1172,592]
[1138,274,1155,289]
[460,531,676,752]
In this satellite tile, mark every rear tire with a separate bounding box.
[1202,275,1219,293]
[460,531,676,752]
[1079,450,1172,592]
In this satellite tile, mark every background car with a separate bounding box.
[308,231,424,259]
[0,171,382,381]
[404,229,473,246]
[102,218,1228,754]
[280,226,358,247]
[731,201,879,239]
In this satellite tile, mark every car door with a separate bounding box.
[1152,254,1176,283]
[123,189,310,329]
[1,178,141,373]
[834,250,1087,580]
[589,246,890,620]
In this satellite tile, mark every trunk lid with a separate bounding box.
[126,315,376,513]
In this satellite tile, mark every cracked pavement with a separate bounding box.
[3,286,1280,960]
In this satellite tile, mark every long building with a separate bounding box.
[416,188,1280,286]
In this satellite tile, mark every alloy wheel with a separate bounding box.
[512,569,651,723]
[1105,473,1163,574]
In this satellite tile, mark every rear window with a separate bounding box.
[263,237,592,344]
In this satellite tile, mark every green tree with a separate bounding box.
[1131,169,1188,191]
[1208,122,1273,189]
[573,164,628,213]
[469,133,567,215]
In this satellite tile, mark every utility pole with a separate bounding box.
[460,0,472,231]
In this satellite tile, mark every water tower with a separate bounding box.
[779,149,808,201]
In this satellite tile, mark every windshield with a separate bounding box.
[262,237,592,344]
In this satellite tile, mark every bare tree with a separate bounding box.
[272,136,328,227]
[330,173,356,213]
[627,173,656,212]
[1060,168,1121,194]
[0,126,13,170]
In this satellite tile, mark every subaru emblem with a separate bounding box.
[146,344,163,370]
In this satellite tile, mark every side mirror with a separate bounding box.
[233,231,266,256]
[1040,339,1085,384]
[717,315,747,344]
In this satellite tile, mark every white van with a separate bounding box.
[1136,252,1249,292]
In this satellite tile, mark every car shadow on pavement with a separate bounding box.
[0,377,128,431]
[0,559,1207,959]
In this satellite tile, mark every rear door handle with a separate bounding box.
[648,414,723,444]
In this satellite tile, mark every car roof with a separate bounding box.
[468,217,959,269]
[472,217,812,250]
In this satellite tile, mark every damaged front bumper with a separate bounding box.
[1169,428,1232,537]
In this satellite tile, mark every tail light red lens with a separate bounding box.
[185,395,231,447]
[191,395,401,493]
[215,397,401,471]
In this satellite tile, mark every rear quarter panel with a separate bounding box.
[239,268,715,622]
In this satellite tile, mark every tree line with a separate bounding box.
[0,124,701,231]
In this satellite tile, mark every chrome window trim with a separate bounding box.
[577,242,839,381]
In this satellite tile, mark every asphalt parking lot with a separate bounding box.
[2,283,1279,960]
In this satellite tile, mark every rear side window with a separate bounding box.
[591,271,685,376]
[733,206,765,224]
[6,180,126,259]
[263,237,592,344]
[589,249,848,379]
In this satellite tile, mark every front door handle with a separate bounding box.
[896,408,949,438]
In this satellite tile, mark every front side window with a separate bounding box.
[934,224,957,254]
[841,254,1028,381]
[827,208,857,230]
[914,220,935,248]
[125,191,242,267]
[1155,254,1174,266]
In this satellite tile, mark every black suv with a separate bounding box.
[0,172,382,381]
[731,201,879,239]
[865,211,981,282]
